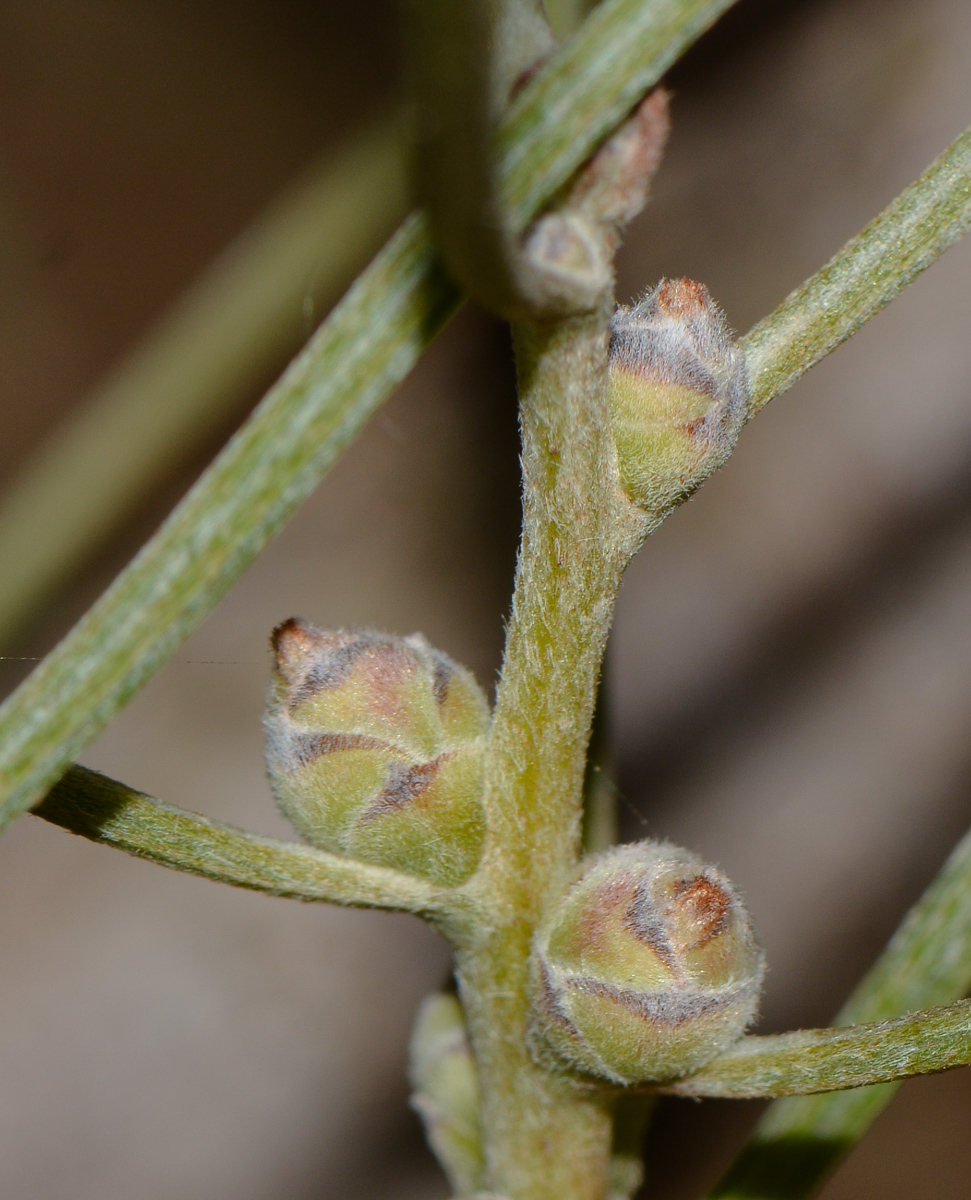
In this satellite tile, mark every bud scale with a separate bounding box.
[609,279,747,516]
[265,619,489,887]
[531,841,764,1085]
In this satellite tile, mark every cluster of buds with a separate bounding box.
[608,278,747,517]
[264,619,490,887]
[531,841,764,1086]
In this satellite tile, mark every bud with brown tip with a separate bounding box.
[264,619,489,887]
[531,841,764,1085]
[609,279,747,517]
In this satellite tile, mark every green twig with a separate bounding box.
[454,310,647,1200]
[653,1001,971,1100]
[34,764,443,915]
[0,113,410,647]
[709,819,971,1197]
[744,122,971,415]
[0,0,738,837]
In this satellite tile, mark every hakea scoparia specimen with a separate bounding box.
[531,841,764,1086]
[609,278,747,517]
[264,619,489,887]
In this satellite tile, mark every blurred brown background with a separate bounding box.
[0,0,970,1196]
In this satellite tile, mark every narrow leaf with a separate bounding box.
[35,764,441,914]
[656,1001,971,1100]
[744,122,971,414]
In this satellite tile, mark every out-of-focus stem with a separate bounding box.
[0,212,457,834]
[404,0,559,316]
[0,113,410,647]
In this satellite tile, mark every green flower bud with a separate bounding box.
[264,619,489,887]
[409,993,485,1195]
[609,278,747,516]
[531,841,764,1085]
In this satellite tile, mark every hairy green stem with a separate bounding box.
[0,113,409,647]
[743,122,971,414]
[35,764,443,915]
[454,312,647,1200]
[654,1001,971,1099]
[0,0,734,837]
[709,818,971,1198]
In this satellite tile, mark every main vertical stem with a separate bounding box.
[455,311,647,1200]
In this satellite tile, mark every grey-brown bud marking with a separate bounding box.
[609,279,747,516]
[264,619,489,887]
[531,841,764,1086]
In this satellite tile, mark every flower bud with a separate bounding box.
[409,993,485,1195]
[531,841,764,1085]
[264,619,489,887]
[608,279,747,516]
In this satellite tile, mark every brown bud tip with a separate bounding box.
[653,277,709,321]
[271,617,332,689]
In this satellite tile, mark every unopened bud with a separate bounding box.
[409,993,485,1195]
[265,619,489,887]
[609,279,747,516]
[531,841,764,1085]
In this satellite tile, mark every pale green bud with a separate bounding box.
[531,841,764,1086]
[607,1095,653,1200]
[264,619,489,887]
[609,279,747,516]
[409,993,485,1195]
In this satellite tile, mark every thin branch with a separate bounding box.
[708,819,971,1198]
[651,1001,971,1100]
[0,0,737,836]
[0,113,410,648]
[34,764,442,915]
[744,122,971,415]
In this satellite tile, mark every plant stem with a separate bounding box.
[0,0,734,837]
[35,764,444,915]
[454,313,647,1200]
[653,1000,971,1099]
[743,122,971,415]
[709,818,971,1198]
